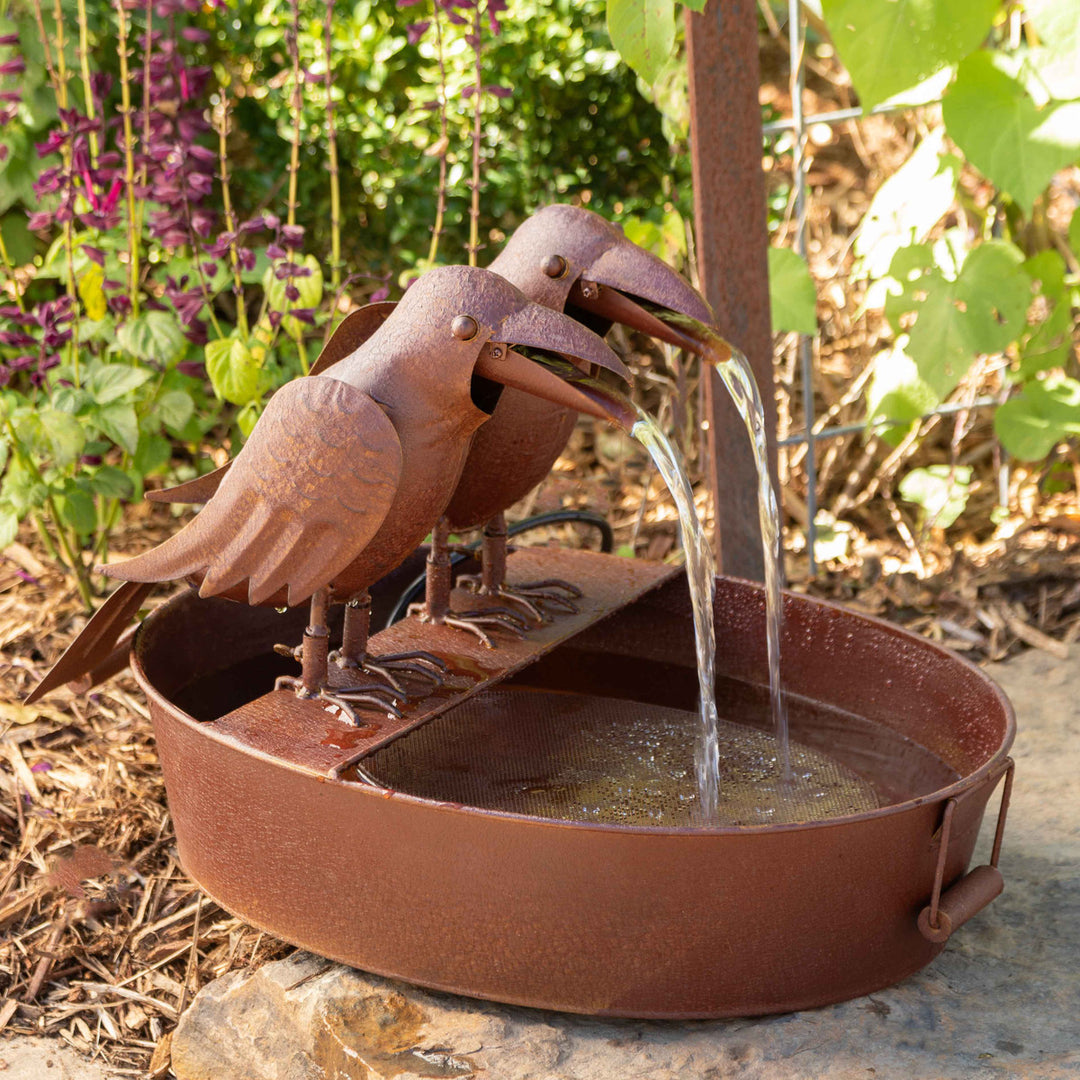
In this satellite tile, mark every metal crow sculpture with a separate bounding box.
[26,265,632,718]
[427,205,714,633]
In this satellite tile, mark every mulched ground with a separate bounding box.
[2,30,1079,1077]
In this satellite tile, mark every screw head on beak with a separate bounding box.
[452,315,479,341]
[541,254,568,279]
[578,280,598,300]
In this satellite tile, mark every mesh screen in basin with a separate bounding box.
[365,688,879,826]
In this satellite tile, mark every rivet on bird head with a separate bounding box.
[541,254,568,279]
[452,315,479,341]
[489,345,504,359]
[580,281,597,300]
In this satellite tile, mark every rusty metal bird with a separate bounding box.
[26,265,630,718]
[428,205,714,633]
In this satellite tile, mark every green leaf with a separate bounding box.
[821,0,998,110]
[94,403,140,455]
[898,465,973,529]
[116,311,186,366]
[1,458,46,515]
[236,401,262,439]
[1069,205,1080,257]
[682,0,707,10]
[943,52,1080,214]
[133,433,171,477]
[206,336,261,406]
[155,388,195,433]
[0,214,35,265]
[0,503,18,549]
[606,0,676,86]
[57,484,96,537]
[1018,250,1071,375]
[87,363,153,405]
[866,343,940,434]
[767,247,817,334]
[89,465,134,500]
[995,375,1080,460]
[1024,0,1080,100]
[854,129,958,280]
[262,255,325,339]
[39,408,85,467]
[900,238,1027,398]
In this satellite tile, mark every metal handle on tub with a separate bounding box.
[918,757,1014,943]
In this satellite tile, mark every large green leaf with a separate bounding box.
[821,0,998,110]
[767,248,817,335]
[206,336,261,406]
[943,51,1080,213]
[854,128,958,280]
[116,311,186,366]
[606,0,675,86]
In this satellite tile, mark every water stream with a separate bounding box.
[626,315,790,817]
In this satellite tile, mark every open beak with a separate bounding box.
[473,338,637,433]
[564,243,731,359]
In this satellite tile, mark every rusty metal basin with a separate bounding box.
[131,564,1014,1018]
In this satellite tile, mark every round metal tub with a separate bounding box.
[132,571,1014,1018]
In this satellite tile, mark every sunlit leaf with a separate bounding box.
[898,464,973,529]
[768,247,817,335]
[606,0,676,86]
[116,311,186,366]
[821,0,998,110]
[854,129,958,280]
[206,335,261,406]
[995,375,1080,460]
[87,363,153,405]
[943,52,1080,213]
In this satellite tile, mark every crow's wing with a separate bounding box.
[144,304,398,507]
[102,376,402,607]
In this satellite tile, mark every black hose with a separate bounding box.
[383,509,615,629]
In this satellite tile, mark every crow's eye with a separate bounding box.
[451,315,479,341]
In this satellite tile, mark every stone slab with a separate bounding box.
[162,646,1080,1079]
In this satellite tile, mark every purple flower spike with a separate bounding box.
[82,245,105,266]
[407,20,430,44]
[0,33,20,46]
[288,307,315,325]
[181,27,211,42]
[0,57,26,76]
[281,224,305,249]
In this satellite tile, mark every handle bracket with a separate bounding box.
[918,757,1014,943]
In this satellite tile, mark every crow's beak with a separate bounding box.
[564,240,725,356]
[473,341,637,433]
[495,298,632,383]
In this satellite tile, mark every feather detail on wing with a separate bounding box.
[100,377,403,608]
[144,463,231,504]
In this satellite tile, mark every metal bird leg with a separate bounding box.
[409,516,529,649]
[456,512,581,623]
[274,588,403,725]
[330,591,445,692]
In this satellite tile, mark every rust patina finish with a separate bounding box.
[26,265,630,706]
[132,568,1015,1018]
